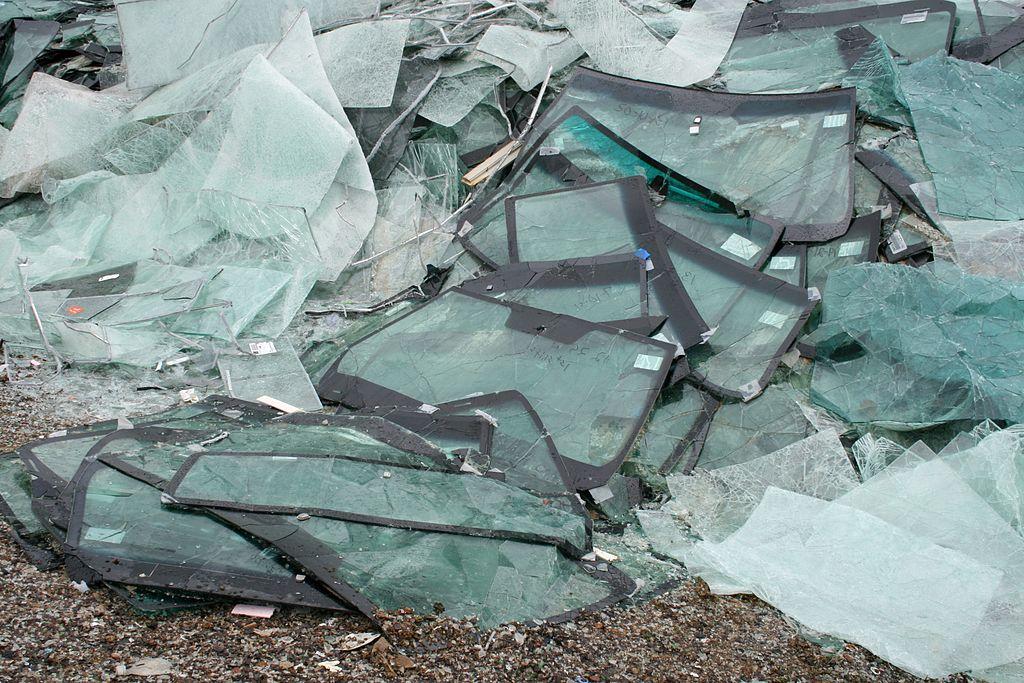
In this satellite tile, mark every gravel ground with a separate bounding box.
[0,383,953,682]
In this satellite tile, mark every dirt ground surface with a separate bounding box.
[0,384,958,682]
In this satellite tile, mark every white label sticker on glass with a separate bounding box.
[780,119,800,130]
[83,527,126,544]
[249,341,277,355]
[689,125,700,135]
[720,233,760,260]
[837,240,865,257]
[97,273,120,282]
[888,230,908,253]
[901,10,928,23]
[634,354,664,371]
[759,311,788,329]
[822,114,848,129]
[538,146,560,156]
[768,256,797,271]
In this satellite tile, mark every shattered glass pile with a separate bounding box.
[3,0,1024,676]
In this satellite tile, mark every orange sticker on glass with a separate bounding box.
[66,305,85,315]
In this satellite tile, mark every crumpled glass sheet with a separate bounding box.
[315,19,410,109]
[898,54,1024,220]
[524,68,856,240]
[664,429,857,542]
[474,26,582,91]
[317,288,676,488]
[851,432,909,479]
[0,73,138,196]
[934,219,1024,281]
[217,340,322,412]
[809,261,1024,426]
[114,0,380,89]
[842,36,911,126]
[684,456,1024,680]
[419,60,507,128]
[626,381,718,484]
[690,386,817,472]
[660,229,816,399]
[551,0,747,87]
[165,450,590,555]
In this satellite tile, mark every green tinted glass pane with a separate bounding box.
[442,393,575,496]
[0,454,44,535]
[694,386,815,470]
[805,212,882,292]
[169,452,589,552]
[664,231,813,399]
[761,244,806,287]
[75,464,323,597]
[899,55,1024,221]
[628,382,716,478]
[809,261,1024,426]
[318,289,674,482]
[295,516,615,629]
[22,432,106,482]
[461,256,649,327]
[524,69,854,238]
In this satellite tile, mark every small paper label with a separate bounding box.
[901,10,928,23]
[249,341,277,356]
[888,230,908,254]
[759,310,788,329]
[720,233,760,260]
[418,403,439,414]
[634,354,664,371]
[822,114,848,129]
[688,125,700,135]
[768,256,797,271]
[780,119,800,129]
[837,240,864,257]
[97,273,120,282]
[645,258,654,271]
[538,146,560,156]
[83,526,125,544]
[66,305,85,315]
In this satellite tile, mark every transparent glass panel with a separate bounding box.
[805,211,882,293]
[168,451,589,553]
[522,68,855,238]
[627,382,717,480]
[217,340,322,412]
[475,26,582,90]
[317,289,675,487]
[761,244,806,287]
[0,453,44,536]
[314,20,410,109]
[661,229,814,398]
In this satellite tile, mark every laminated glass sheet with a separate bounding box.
[314,20,410,109]
[522,68,856,240]
[217,340,322,413]
[805,211,882,292]
[809,261,1024,426]
[691,386,816,472]
[115,0,380,89]
[65,459,340,609]
[659,229,815,399]
[165,451,590,555]
[419,60,507,128]
[899,54,1024,220]
[761,244,807,287]
[550,0,747,87]
[475,26,582,91]
[226,513,630,629]
[317,288,676,489]
[665,429,858,541]
[627,382,719,481]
